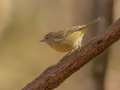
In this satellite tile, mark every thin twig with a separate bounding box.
[22,18,120,90]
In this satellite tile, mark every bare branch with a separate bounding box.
[22,18,120,90]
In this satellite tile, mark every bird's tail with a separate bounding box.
[73,17,101,31]
[64,17,101,37]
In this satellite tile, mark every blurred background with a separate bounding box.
[0,0,120,90]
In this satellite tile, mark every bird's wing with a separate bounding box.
[64,17,101,37]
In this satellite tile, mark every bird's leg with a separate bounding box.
[67,42,82,55]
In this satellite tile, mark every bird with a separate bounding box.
[40,18,100,52]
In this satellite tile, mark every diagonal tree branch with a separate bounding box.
[22,18,120,90]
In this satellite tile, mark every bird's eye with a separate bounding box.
[45,37,49,39]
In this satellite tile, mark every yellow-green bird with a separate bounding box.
[41,18,100,52]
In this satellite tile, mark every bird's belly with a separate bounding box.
[51,43,73,52]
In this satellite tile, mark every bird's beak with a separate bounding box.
[40,39,46,42]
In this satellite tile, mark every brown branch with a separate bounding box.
[22,18,120,90]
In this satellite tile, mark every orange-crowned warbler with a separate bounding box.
[41,18,100,52]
